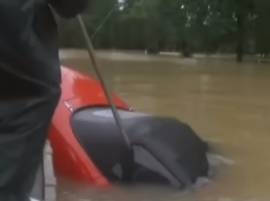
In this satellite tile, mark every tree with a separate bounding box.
[57,0,270,62]
[234,0,254,62]
[177,0,254,61]
[254,0,270,56]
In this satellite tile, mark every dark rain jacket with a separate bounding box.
[0,0,88,200]
[0,0,88,97]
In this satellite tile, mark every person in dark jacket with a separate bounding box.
[0,0,88,200]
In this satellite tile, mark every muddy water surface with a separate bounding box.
[58,50,270,201]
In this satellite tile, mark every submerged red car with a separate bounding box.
[48,66,209,189]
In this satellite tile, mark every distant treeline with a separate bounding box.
[56,0,270,62]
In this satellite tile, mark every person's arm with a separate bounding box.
[49,0,89,18]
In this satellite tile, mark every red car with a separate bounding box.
[48,66,209,189]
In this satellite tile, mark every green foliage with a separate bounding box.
[57,0,270,59]
[253,0,270,54]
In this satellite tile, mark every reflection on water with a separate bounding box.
[58,50,270,201]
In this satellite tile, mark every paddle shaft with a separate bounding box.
[77,15,131,148]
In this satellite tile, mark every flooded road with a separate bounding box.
[58,50,270,201]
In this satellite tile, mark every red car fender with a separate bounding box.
[49,66,130,187]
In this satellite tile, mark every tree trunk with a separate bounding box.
[236,12,245,62]
[181,40,192,57]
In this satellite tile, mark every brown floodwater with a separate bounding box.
[58,50,270,201]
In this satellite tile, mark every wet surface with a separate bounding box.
[58,50,270,201]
